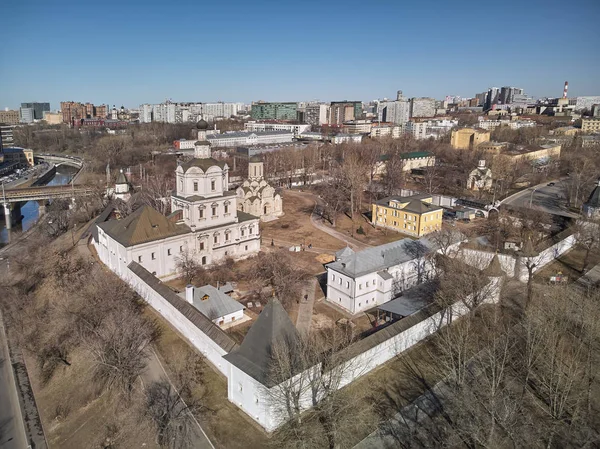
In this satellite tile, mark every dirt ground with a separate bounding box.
[151,312,269,449]
[261,189,345,251]
[535,244,600,284]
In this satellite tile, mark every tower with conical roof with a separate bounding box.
[483,253,504,303]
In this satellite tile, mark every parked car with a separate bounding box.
[547,182,555,186]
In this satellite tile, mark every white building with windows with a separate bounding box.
[208,131,293,148]
[94,120,261,279]
[244,121,310,136]
[406,118,458,140]
[325,237,446,315]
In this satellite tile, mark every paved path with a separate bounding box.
[296,279,317,337]
[0,312,28,449]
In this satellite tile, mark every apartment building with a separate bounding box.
[244,121,310,136]
[409,97,436,118]
[304,103,329,126]
[0,110,20,125]
[582,117,600,133]
[329,101,362,125]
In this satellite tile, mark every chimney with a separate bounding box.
[563,81,568,99]
[185,284,194,304]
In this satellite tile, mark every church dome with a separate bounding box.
[196,119,209,130]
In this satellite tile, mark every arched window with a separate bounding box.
[202,256,207,265]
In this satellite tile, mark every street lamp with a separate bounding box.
[529,188,537,208]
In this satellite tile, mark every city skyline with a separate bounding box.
[1,0,599,110]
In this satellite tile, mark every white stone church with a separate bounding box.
[94,120,261,279]
[236,156,283,221]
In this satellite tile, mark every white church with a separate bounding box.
[94,120,261,279]
[236,156,283,221]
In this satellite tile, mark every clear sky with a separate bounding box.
[0,0,598,110]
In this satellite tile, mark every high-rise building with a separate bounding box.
[19,107,35,123]
[0,110,20,125]
[498,87,524,105]
[485,87,500,110]
[378,91,410,126]
[20,102,50,120]
[304,103,329,126]
[250,102,298,121]
[475,92,488,107]
[409,97,436,118]
[328,101,362,124]
[95,105,108,118]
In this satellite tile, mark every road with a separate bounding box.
[501,179,579,218]
[0,312,28,449]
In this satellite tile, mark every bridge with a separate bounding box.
[34,154,83,169]
[2,184,98,229]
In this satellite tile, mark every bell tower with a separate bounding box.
[194,118,211,159]
[248,155,264,181]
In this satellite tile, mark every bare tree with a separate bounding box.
[144,379,205,449]
[175,248,201,284]
[87,305,160,399]
[268,326,374,449]
[249,249,309,310]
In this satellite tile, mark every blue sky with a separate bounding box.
[0,0,598,110]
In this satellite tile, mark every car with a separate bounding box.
[547,182,555,186]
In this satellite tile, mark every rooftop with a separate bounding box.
[223,298,300,386]
[97,205,190,247]
[180,285,244,319]
[326,237,436,279]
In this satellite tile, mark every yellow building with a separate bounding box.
[552,126,578,136]
[501,144,561,164]
[450,127,491,149]
[43,111,63,125]
[476,141,509,153]
[581,117,600,133]
[372,194,443,237]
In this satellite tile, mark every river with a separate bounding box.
[0,165,79,246]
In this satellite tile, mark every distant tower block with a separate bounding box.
[563,81,569,99]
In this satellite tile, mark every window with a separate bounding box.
[359,302,361,307]
[211,180,216,191]
[366,281,369,287]
[225,233,230,241]
[241,228,245,237]
[138,255,142,262]
[202,256,207,265]
[212,206,217,216]
[167,249,171,256]
[338,278,342,285]
[224,204,229,214]
[200,242,205,250]
[346,281,350,288]
[193,181,198,192]
[179,245,183,252]
[199,208,204,219]
[214,235,218,244]
[245,245,248,251]
[359,283,362,290]
[404,213,407,219]
[249,226,253,234]
[332,275,335,281]
[151,252,155,260]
